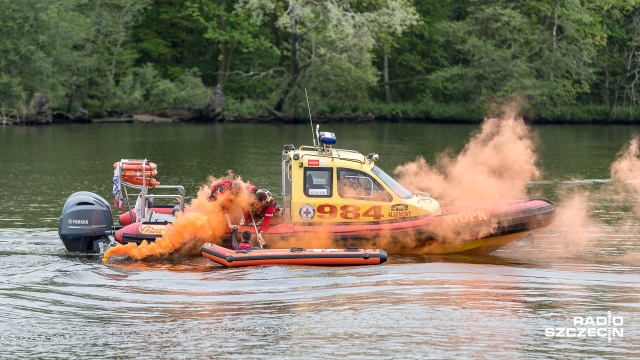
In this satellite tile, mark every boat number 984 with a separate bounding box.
[316,204,383,220]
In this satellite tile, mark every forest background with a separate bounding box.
[3,0,640,124]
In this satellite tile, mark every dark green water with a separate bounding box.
[0,123,638,358]
[1,123,637,227]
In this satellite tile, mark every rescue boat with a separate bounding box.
[200,243,387,267]
[115,129,554,254]
[58,131,555,256]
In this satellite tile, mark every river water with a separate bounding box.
[0,123,638,358]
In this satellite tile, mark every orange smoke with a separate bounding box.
[611,136,640,186]
[104,175,254,261]
[549,191,599,253]
[394,114,539,205]
[506,136,640,260]
[267,231,337,250]
[608,137,640,263]
[611,136,640,214]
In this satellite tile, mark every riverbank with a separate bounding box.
[4,101,640,125]
[7,115,640,125]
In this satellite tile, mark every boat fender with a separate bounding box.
[141,220,170,225]
[290,247,305,252]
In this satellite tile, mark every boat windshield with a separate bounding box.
[371,166,414,199]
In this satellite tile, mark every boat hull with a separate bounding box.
[115,221,167,245]
[201,243,387,267]
[117,199,555,255]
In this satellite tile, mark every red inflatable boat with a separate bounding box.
[200,243,387,267]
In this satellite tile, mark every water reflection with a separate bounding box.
[1,226,639,358]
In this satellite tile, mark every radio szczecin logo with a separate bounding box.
[546,312,623,342]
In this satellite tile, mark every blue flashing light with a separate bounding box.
[319,131,336,145]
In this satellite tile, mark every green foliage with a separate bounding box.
[585,0,640,119]
[375,1,455,102]
[131,0,209,80]
[5,0,640,122]
[110,64,210,112]
[0,0,152,115]
[530,104,640,123]
[0,0,87,111]
[305,53,379,107]
[238,0,420,116]
[224,98,271,119]
[300,98,484,122]
[430,0,598,111]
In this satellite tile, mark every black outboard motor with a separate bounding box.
[59,191,114,253]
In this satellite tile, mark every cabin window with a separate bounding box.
[304,168,333,197]
[337,168,393,202]
[371,166,414,199]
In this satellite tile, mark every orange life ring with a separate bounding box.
[121,169,158,177]
[122,176,160,187]
[114,161,157,172]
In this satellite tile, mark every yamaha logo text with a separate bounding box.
[68,219,89,225]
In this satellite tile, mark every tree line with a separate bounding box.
[2,0,640,123]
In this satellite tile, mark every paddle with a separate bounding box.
[249,210,266,249]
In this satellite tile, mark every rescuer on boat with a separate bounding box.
[251,189,280,245]
[210,180,256,231]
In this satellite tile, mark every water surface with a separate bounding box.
[0,123,638,358]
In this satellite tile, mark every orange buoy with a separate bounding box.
[114,161,157,172]
[121,169,158,177]
[122,176,160,187]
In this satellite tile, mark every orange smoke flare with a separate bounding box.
[611,136,640,195]
[610,135,640,219]
[104,175,254,261]
[394,114,540,206]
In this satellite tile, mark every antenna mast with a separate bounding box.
[305,87,316,147]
